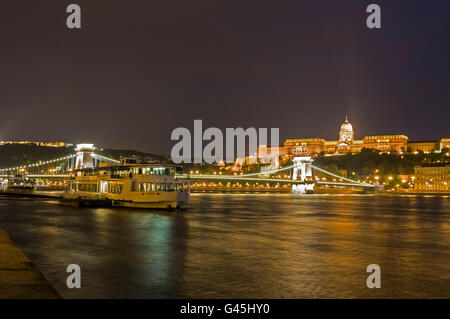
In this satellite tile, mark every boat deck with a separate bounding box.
[0,190,63,198]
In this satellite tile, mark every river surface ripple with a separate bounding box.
[0,193,449,298]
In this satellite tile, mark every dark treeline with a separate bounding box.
[0,144,74,168]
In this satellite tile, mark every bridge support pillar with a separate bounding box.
[292,157,313,182]
[292,157,314,194]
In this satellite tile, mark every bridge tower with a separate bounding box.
[292,157,313,182]
[292,156,314,194]
[75,144,95,169]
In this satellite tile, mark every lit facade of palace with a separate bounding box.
[283,117,410,156]
[255,117,448,160]
[441,138,450,150]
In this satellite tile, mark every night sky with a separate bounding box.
[0,1,449,154]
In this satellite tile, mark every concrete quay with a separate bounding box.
[0,229,60,298]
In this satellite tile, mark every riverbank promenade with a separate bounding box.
[0,229,60,298]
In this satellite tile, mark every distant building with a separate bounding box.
[407,141,439,153]
[283,117,409,156]
[362,135,409,154]
[235,157,246,166]
[284,138,326,156]
[248,117,447,163]
[0,141,68,148]
[237,145,288,167]
[441,138,450,151]
[414,164,450,191]
[257,145,288,163]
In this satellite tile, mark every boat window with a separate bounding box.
[77,183,98,192]
[138,182,159,192]
[131,180,138,192]
[138,182,153,192]
[139,167,171,175]
[109,183,123,194]
[100,181,108,193]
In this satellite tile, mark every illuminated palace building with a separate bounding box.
[259,117,449,159]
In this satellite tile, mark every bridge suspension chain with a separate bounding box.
[0,154,77,172]
[0,153,122,173]
[311,165,372,186]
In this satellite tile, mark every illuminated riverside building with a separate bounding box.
[414,164,450,191]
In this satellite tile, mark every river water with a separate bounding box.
[0,193,449,298]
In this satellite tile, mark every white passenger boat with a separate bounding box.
[62,158,190,209]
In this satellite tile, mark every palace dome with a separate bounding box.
[340,117,353,132]
[339,116,354,143]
